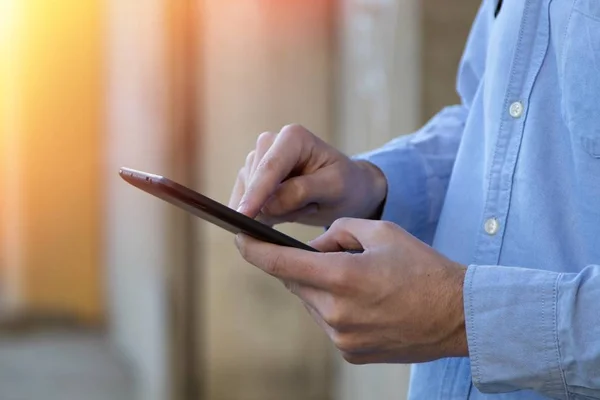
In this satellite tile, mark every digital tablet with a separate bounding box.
[119,167,318,252]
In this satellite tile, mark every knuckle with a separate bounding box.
[322,299,346,329]
[376,220,397,235]
[259,155,281,173]
[341,352,366,365]
[265,253,284,277]
[330,265,355,293]
[237,168,247,182]
[290,179,309,203]
[256,131,276,148]
[245,151,256,166]
[279,124,307,141]
[328,171,345,198]
[332,332,356,354]
[280,123,303,134]
[331,217,348,229]
[331,217,352,232]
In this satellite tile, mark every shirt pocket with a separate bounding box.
[562,0,600,158]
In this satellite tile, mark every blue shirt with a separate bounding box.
[357,0,600,398]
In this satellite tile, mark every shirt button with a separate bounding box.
[509,101,524,118]
[484,218,499,235]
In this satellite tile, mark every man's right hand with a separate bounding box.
[228,124,387,227]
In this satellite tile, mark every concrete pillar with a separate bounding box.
[1,0,105,322]
[200,1,335,399]
[422,0,480,119]
[335,1,481,398]
[0,0,23,314]
[105,0,172,399]
[335,0,421,399]
[337,0,421,154]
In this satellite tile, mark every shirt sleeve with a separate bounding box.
[464,264,600,399]
[352,1,491,242]
[353,106,468,242]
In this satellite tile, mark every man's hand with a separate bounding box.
[235,218,468,364]
[228,124,387,226]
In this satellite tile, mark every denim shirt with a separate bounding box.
[358,0,600,398]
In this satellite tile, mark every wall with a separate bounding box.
[0,0,23,313]
[105,0,172,399]
[335,0,481,398]
[200,1,335,399]
[0,0,104,323]
[337,0,421,154]
[101,1,482,399]
[422,0,480,120]
[104,1,339,399]
[335,0,421,399]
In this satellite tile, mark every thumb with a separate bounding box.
[309,218,377,253]
[261,167,339,217]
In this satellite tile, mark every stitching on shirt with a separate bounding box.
[469,266,481,387]
[558,3,577,125]
[501,0,553,261]
[568,392,598,400]
[474,0,532,267]
[573,8,600,24]
[554,273,570,399]
[560,3,577,83]
[541,279,550,392]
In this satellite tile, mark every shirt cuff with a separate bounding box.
[464,265,566,398]
[353,143,429,236]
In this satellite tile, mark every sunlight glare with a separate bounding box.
[0,0,18,38]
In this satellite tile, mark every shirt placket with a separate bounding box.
[473,0,551,267]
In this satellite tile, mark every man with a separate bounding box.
[229,0,600,398]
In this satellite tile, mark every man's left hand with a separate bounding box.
[235,218,469,364]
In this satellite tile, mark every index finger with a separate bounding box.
[237,128,306,218]
[235,234,351,289]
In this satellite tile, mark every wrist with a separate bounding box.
[440,263,469,358]
[355,161,387,220]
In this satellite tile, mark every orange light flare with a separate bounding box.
[204,0,335,48]
[261,0,334,41]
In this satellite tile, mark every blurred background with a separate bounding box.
[0,0,479,399]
